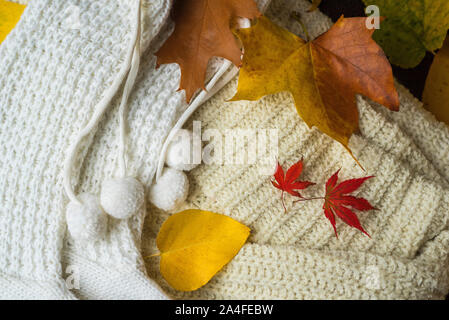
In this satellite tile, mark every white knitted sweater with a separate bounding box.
[0,0,177,299]
[0,0,270,300]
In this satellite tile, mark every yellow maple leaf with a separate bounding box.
[156,209,250,292]
[232,16,399,161]
[423,36,449,126]
[0,0,25,45]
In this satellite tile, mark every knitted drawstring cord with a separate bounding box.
[154,18,253,181]
[63,0,142,206]
[64,0,144,242]
[63,1,250,240]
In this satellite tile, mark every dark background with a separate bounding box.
[319,0,448,300]
[318,0,435,100]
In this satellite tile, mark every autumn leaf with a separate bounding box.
[156,209,250,291]
[271,159,315,212]
[156,0,261,103]
[363,0,449,68]
[323,169,375,238]
[0,0,25,44]
[423,36,449,126]
[232,16,399,162]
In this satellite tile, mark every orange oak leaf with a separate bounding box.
[323,170,375,238]
[232,16,400,163]
[271,159,315,213]
[155,0,261,103]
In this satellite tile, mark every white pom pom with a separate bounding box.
[149,168,189,212]
[66,193,107,242]
[100,177,145,219]
[165,129,199,171]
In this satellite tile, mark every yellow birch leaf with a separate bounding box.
[0,0,25,45]
[156,209,250,291]
[423,36,449,126]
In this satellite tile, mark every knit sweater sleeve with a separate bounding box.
[364,85,449,183]
[146,242,448,299]
[142,0,449,299]
[143,76,449,299]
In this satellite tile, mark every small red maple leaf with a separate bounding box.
[271,159,315,213]
[323,169,375,238]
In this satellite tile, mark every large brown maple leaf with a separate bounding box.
[156,0,261,102]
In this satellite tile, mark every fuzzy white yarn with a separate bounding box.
[100,177,145,219]
[149,168,189,211]
[156,60,234,180]
[165,129,198,171]
[66,193,107,242]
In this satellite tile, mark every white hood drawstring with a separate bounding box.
[155,60,235,181]
[148,18,253,212]
[154,18,253,182]
[148,60,236,212]
[64,0,143,242]
[63,5,254,240]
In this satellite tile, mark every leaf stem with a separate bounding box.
[281,191,287,214]
[144,252,161,259]
[293,196,325,203]
[291,12,310,42]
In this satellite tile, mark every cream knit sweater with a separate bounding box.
[143,0,449,300]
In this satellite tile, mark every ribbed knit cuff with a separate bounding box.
[0,271,76,300]
[63,249,168,300]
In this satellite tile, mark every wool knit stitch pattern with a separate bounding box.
[0,0,271,300]
[61,0,270,300]
[0,0,173,299]
[142,0,449,300]
[1,0,448,300]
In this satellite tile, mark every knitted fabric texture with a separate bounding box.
[0,0,173,299]
[6,0,27,4]
[61,0,269,300]
[0,0,271,299]
[142,0,449,300]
